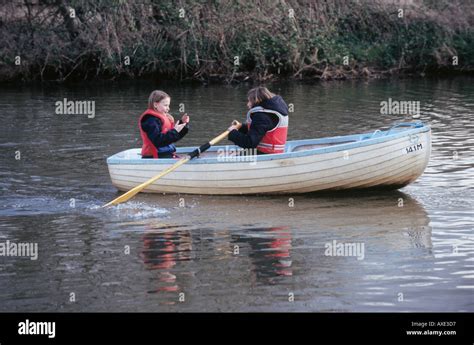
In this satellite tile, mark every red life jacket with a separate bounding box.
[246,106,288,154]
[139,109,174,158]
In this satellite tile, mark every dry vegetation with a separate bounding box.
[0,0,472,82]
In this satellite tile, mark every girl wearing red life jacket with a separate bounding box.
[139,90,190,159]
[227,87,288,155]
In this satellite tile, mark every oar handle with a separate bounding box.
[189,120,241,158]
[210,120,241,145]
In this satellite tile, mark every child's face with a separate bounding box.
[154,97,170,114]
[247,100,252,109]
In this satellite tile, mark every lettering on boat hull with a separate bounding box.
[404,143,423,154]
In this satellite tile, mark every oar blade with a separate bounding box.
[102,184,145,207]
[102,156,191,207]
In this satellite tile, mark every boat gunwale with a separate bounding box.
[107,124,431,165]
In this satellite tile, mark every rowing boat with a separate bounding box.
[106,122,431,195]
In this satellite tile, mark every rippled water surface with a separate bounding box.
[0,77,472,311]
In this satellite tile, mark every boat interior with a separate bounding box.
[195,122,425,157]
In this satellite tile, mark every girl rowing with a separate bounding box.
[227,86,289,155]
[139,90,190,159]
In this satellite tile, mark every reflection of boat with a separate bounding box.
[300,191,433,250]
[147,190,432,249]
[107,122,431,195]
[135,192,431,308]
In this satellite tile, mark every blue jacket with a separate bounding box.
[141,115,188,155]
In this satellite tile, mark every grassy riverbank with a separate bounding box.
[1,0,473,83]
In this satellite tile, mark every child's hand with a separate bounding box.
[227,120,242,132]
[181,113,190,124]
[174,122,186,133]
[227,124,239,132]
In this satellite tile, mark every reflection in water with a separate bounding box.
[131,191,437,311]
[235,227,293,283]
[141,227,192,295]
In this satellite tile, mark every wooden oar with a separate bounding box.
[102,120,242,207]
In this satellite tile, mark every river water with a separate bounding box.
[0,77,472,312]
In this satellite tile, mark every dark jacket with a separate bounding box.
[141,115,188,155]
[228,95,288,150]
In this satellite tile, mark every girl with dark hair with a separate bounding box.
[227,86,289,155]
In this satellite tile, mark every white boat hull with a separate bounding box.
[107,123,431,195]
